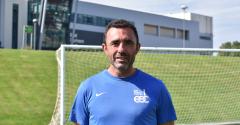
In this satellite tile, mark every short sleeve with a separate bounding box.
[157,83,177,124]
[69,81,90,125]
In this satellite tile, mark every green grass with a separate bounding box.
[140,53,240,124]
[1,49,240,124]
[0,49,57,125]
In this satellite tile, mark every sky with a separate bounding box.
[80,0,240,48]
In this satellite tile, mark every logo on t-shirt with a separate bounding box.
[133,89,149,103]
[96,92,105,97]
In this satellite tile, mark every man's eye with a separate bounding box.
[111,41,120,46]
[109,40,136,47]
[125,40,135,45]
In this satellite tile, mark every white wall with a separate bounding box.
[1,0,28,48]
[166,12,213,34]
[191,13,213,34]
[0,0,4,47]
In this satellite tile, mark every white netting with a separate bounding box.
[54,45,240,125]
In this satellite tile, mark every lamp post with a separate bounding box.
[181,4,188,48]
[33,18,38,50]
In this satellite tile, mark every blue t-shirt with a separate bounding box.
[69,69,177,125]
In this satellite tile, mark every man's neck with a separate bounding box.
[107,66,136,78]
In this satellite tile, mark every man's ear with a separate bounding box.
[136,43,141,52]
[102,43,107,52]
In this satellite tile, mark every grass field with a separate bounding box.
[64,50,240,124]
[0,49,57,125]
[1,49,240,125]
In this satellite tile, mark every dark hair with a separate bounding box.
[103,19,139,44]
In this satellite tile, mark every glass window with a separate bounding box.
[200,36,211,40]
[144,24,158,36]
[76,14,83,24]
[185,30,189,40]
[81,15,93,25]
[160,27,175,38]
[75,14,115,27]
[42,0,71,49]
[70,13,75,22]
[96,17,105,26]
[86,15,94,24]
[104,18,112,26]
[177,29,189,40]
[177,29,183,39]
[12,4,19,49]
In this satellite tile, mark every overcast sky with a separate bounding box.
[80,0,240,48]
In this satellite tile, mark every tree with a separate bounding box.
[232,41,240,49]
[220,41,232,49]
[219,41,240,57]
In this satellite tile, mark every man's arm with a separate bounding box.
[159,121,175,125]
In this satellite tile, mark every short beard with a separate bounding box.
[111,53,135,72]
[111,56,135,72]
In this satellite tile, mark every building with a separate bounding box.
[0,0,72,50]
[0,0,28,49]
[0,0,213,49]
[70,1,213,48]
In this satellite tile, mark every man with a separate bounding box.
[69,19,177,125]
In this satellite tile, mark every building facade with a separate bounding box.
[0,0,28,49]
[70,1,213,48]
[0,0,72,50]
[0,0,213,49]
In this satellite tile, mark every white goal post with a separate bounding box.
[51,45,240,125]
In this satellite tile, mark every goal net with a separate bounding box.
[51,45,240,125]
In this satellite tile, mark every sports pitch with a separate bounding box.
[0,49,240,124]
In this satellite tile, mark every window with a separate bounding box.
[70,13,75,22]
[160,27,175,38]
[177,29,189,40]
[177,29,183,39]
[75,14,114,27]
[80,15,93,25]
[76,14,82,23]
[104,18,112,26]
[12,4,19,49]
[200,36,211,40]
[96,17,105,26]
[144,24,158,36]
[76,14,93,25]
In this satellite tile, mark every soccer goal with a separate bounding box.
[51,45,240,125]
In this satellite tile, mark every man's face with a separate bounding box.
[103,27,140,72]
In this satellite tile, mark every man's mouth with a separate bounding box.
[115,56,127,62]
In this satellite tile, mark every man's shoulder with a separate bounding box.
[137,69,166,88]
[84,70,106,83]
[79,70,106,88]
[137,69,162,82]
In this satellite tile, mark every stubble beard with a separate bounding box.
[111,53,135,72]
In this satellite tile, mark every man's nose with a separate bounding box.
[117,42,126,52]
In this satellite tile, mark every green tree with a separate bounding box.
[219,41,240,57]
[220,41,232,49]
[232,41,240,49]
